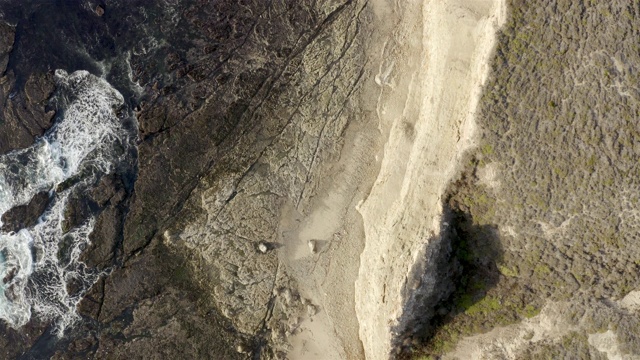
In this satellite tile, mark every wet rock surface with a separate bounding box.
[1,191,49,233]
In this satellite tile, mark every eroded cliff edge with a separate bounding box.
[355,1,506,359]
[412,1,640,359]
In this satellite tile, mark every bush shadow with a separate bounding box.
[396,196,504,358]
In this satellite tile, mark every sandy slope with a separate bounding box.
[278,116,379,359]
[355,0,506,359]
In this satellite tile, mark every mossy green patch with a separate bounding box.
[464,296,502,316]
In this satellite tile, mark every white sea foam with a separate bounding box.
[0,70,133,335]
[0,230,33,326]
[28,197,102,335]
[0,70,124,224]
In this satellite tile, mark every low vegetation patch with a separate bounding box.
[405,0,640,357]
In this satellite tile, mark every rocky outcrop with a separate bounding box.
[143,1,372,357]
[1,191,49,232]
[92,0,372,357]
[1,0,372,358]
[0,20,55,155]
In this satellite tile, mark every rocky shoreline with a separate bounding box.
[3,1,638,360]
[0,1,372,358]
[0,0,506,358]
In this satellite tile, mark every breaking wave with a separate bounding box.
[0,70,134,335]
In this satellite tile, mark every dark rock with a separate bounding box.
[77,278,104,320]
[0,21,14,74]
[61,192,96,233]
[98,240,165,323]
[0,319,48,359]
[90,175,122,207]
[24,72,55,106]
[1,191,49,232]
[2,267,17,284]
[0,71,56,154]
[65,275,85,298]
[82,206,122,269]
[79,174,128,270]
[94,288,243,360]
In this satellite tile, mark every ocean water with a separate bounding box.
[0,70,133,336]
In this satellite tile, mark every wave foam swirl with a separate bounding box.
[0,70,134,335]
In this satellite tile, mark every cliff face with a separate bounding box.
[355,1,506,358]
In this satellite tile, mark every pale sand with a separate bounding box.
[278,85,381,359]
[355,0,506,359]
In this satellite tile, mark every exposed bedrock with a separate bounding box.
[0,0,377,357]
[118,0,372,358]
[153,1,373,358]
[0,21,55,155]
